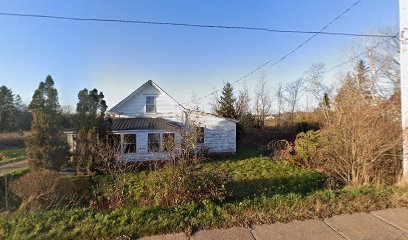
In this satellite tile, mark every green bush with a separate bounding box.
[294,130,320,168]
[131,164,230,207]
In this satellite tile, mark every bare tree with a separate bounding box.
[254,74,273,129]
[304,63,332,122]
[234,83,251,118]
[346,28,400,99]
[208,88,220,114]
[90,136,138,209]
[284,78,306,121]
[275,83,284,126]
[190,91,200,111]
[318,80,402,185]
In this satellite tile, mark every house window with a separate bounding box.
[124,134,136,153]
[148,133,161,152]
[163,133,175,152]
[196,127,205,143]
[146,96,156,113]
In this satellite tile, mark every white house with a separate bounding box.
[67,80,238,161]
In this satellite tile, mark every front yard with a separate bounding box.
[1,147,407,239]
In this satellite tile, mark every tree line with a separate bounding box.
[15,75,108,172]
[0,86,32,132]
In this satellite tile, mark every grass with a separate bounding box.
[196,157,326,200]
[0,166,29,178]
[1,184,407,240]
[0,146,407,239]
[0,146,26,165]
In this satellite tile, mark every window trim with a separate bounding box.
[145,96,157,113]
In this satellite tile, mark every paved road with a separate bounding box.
[140,208,408,240]
[0,159,27,174]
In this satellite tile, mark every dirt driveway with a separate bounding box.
[0,159,28,174]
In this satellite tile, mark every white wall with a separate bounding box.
[189,112,237,153]
[113,84,184,123]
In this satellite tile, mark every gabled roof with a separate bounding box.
[108,80,185,113]
[108,80,238,123]
[105,118,181,132]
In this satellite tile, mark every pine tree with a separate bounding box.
[0,86,16,131]
[216,82,237,119]
[355,60,373,100]
[26,75,68,170]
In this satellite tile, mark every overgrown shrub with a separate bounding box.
[0,168,29,211]
[133,164,230,207]
[9,170,91,211]
[294,131,319,168]
[262,139,292,158]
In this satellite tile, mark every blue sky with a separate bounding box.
[0,0,399,111]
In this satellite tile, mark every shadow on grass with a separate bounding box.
[234,145,261,160]
[227,173,327,201]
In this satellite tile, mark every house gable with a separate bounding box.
[108,80,185,119]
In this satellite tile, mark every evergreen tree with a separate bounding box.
[73,88,107,174]
[354,60,373,99]
[0,86,16,131]
[26,75,68,170]
[75,88,107,133]
[216,82,237,119]
[319,92,330,111]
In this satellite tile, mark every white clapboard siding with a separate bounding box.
[121,131,181,161]
[189,112,237,153]
[107,80,238,156]
[111,84,184,123]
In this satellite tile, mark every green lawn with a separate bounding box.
[0,146,26,165]
[196,157,326,200]
[0,147,407,239]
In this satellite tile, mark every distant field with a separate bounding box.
[0,132,27,148]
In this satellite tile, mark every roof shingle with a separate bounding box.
[105,118,181,132]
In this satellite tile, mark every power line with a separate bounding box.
[0,11,394,38]
[323,33,399,73]
[183,0,366,105]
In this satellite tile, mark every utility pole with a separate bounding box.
[400,0,408,182]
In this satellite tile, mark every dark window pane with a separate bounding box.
[108,134,121,145]
[146,96,156,113]
[163,133,175,152]
[124,144,136,153]
[196,127,205,143]
[146,105,155,113]
[124,134,136,144]
[146,96,155,105]
[148,133,161,152]
[124,134,136,153]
